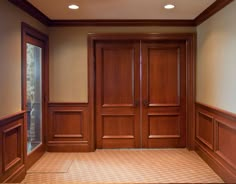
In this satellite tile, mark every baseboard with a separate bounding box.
[196,139,236,182]
[3,165,26,183]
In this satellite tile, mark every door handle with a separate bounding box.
[134,100,139,107]
[143,100,149,107]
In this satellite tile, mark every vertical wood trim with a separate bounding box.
[88,36,95,151]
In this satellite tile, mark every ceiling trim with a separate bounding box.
[8,0,51,26]
[51,19,195,27]
[8,0,234,27]
[194,0,234,25]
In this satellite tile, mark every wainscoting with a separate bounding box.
[0,111,25,183]
[47,103,91,152]
[195,102,236,182]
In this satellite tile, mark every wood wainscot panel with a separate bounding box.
[195,102,236,183]
[196,111,214,150]
[47,103,91,152]
[0,111,26,183]
[215,119,236,171]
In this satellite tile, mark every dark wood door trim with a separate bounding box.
[88,33,196,150]
[21,23,49,169]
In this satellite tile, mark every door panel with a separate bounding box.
[96,41,140,148]
[148,47,180,106]
[142,42,186,148]
[102,48,134,106]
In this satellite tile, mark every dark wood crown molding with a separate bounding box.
[8,0,51,26]
[8,0,234,27]
[50,19,195,27]
[194,0,234,26]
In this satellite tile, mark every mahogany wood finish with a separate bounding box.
[194,0,234,25]
[195,102,236,182]
[95,41,141,148]
[0,111,25,183]
[47,103,90,152]
[51,19,195,27]
[8,0,50,26]
[22,23,49,170]
[89,33,196,149]
[142,41,186,148]
[196,111,214,150]
[8,0,234,27]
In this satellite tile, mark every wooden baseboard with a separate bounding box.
[195,141,236,182]
[3,165,26,183]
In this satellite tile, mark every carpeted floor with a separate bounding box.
[22,149,223,183]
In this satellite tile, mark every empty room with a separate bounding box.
[0,0,236,183]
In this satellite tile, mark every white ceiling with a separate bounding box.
[27,0,216,20]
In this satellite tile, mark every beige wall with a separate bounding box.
[197,1,236,113]
[49,26,196,102]
[0,1,48,118]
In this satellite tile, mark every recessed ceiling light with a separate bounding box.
[68,4,79,10]
[164,4,175,9]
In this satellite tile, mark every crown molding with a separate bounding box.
[50,19,195,27]
[8,0,51,26]
[8,0,234,27]
[194,0,234,25]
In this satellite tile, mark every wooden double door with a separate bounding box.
[95,39,186,149]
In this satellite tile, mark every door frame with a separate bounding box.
[88,33,196,150]
[21,23,49,169]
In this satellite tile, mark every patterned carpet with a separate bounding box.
[27,152,73,173]
[22,149,223,183]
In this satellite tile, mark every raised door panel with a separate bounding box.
[148,114,180,139]
[142,41,186,148]
[102,115,135,139]
[96,41,140,148]
[102,48,134,107]
[148,48,180,106]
